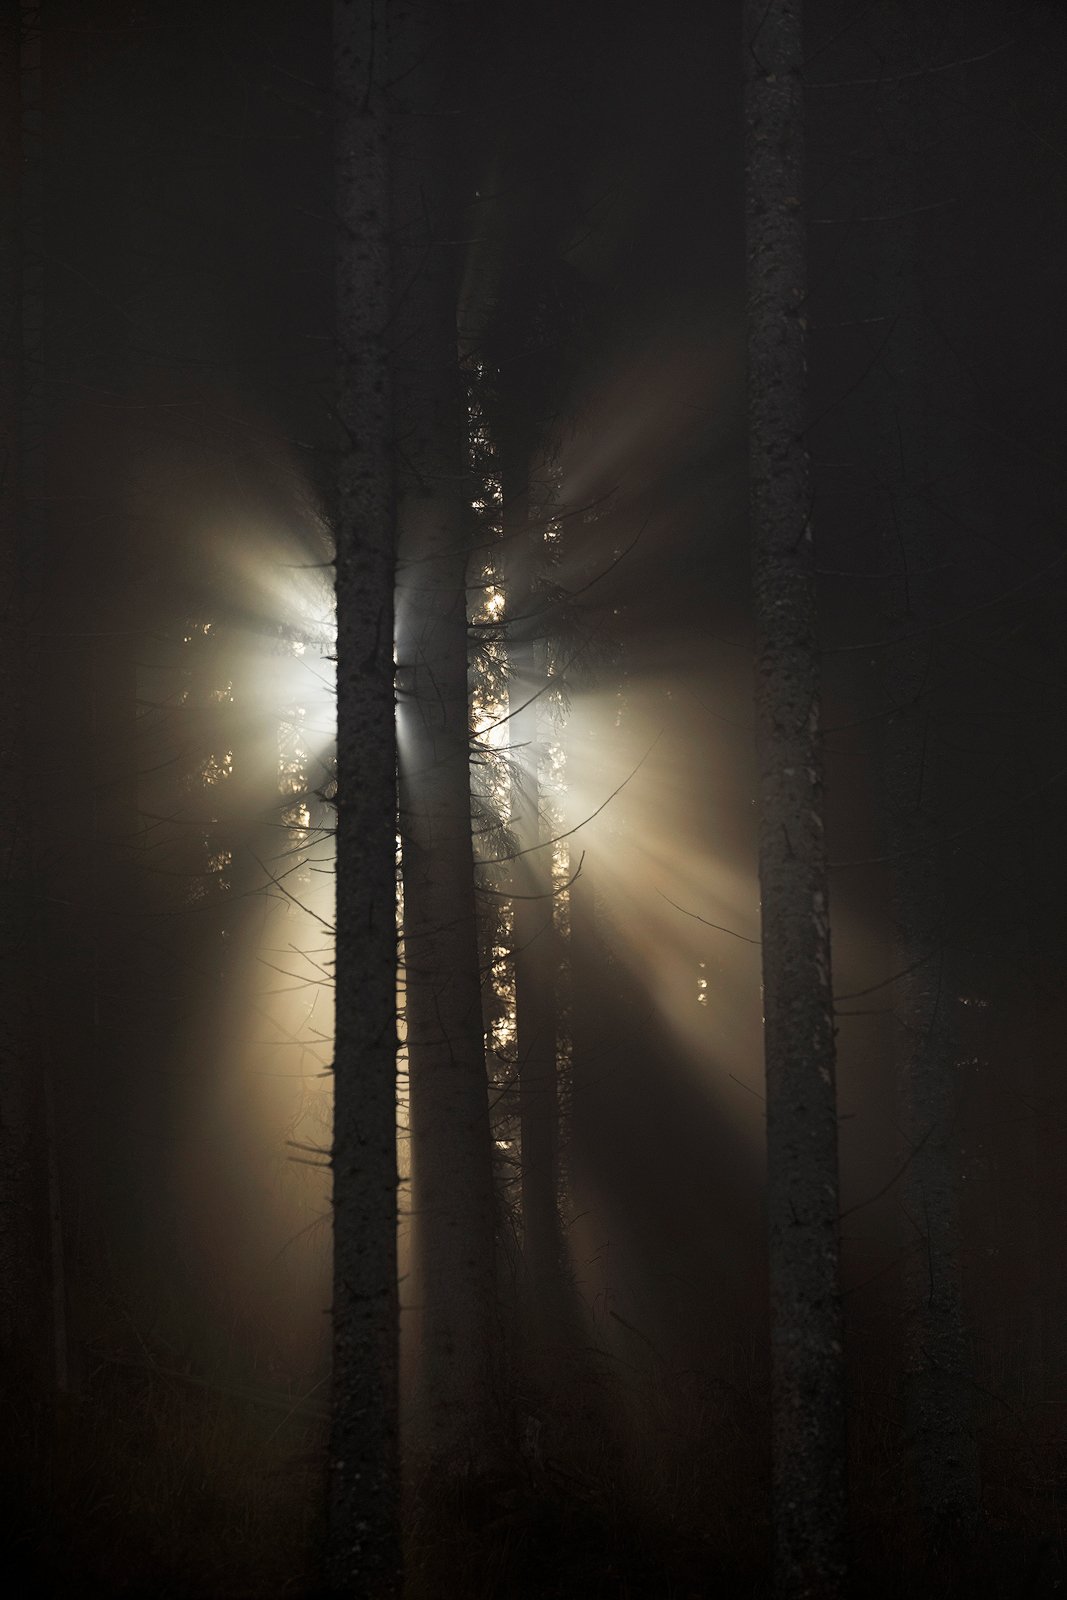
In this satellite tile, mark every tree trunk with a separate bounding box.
[501,463,561,1326]
[0,0,50,1403]
[328,1,401,1591]
[743,2,849,1593]
[872,4,980,1542]
[0,0,64,1417]
[392,0,499,1470]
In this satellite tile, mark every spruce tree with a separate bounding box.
[328,0,401,1589]
[744,0,848,1590]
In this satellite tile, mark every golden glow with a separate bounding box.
[560,679,764,1143]
[159,490,339,1379]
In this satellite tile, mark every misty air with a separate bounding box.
[1,2,1065,1597]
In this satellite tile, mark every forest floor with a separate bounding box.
[7,1350,1067,1597]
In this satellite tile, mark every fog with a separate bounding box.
[5,1,1067,1595]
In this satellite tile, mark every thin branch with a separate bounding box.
[656,889,762,946]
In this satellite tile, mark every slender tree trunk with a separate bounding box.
[872,5,980,1541]
[0,0,61,1416]
[392,0,498,1469]
[0,0,47,1401]
[328,2,401,1591]
[887,726,978,1539]
[743,3,848,1593]
[881,365,980,1545]
[501,463,561,1323]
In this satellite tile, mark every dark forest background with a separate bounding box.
[2,1,1066,1595]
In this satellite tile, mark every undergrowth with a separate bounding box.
[6,1320,1067,1597]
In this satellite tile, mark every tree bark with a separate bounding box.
[501,464,561,1325]
[0,0,52,1404]
[743,2,849,1593]
[0,0,34,1388]
[871,4,980,1542]
[392,0,499,1470]
[328,1,401,1591]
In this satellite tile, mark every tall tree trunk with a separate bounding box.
[0,0,50,1404]
[392,1,498,1469]
[501,463,561,1327]
[328,1,401,1591]
[743,3,848,1593]
[873,4,980,1542]
[886,679,979,1541]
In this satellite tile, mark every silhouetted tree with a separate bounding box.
[392,0,499,1470]
[488,289,560,1330]
[743,0,848,1591]
[327,0,401,1590]
[872,4,980,1541]
[481,241,591,1333]
[504,468,560,1320]
[0,0,49,1405]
